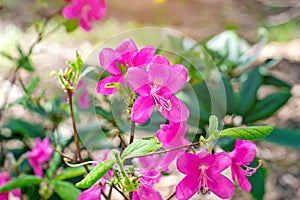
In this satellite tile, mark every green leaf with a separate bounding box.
[263,73,291,89]
[219,126,273,140]
[222,76,235,114]
[121,138,163,160]
[243,91,291,123]
[76,160,115,188]
[0,175,43,192]
[248,159,267,200]
[53,181,81,200]
[64,19,79,33]
[192,82,212,122]
[263,127,300,149]
[95,106,113,120]
[55,166,87,181]
[3,118,45,138]
[237,68,262,115]
[24,76,40,95]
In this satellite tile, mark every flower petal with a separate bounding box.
[133,186,162,200]
[77,182,102,200]
[127,67,150,96]
[207,174,234,199]
[207,152,231,174]
[160,96,189,122]
[230,140,257,165]
[151,55,170,66]
[131,96,154,124]
[176,152,201,175]
[176,175,200,200]
[96,75,125,95]
[161,65,187,94]
[116,39,138,65]
[156,122,189,148]
[99,48,122,75]
[172,64,188,81]
[133,46,156,67]
[148,62,171,86]
[232,164,252,192]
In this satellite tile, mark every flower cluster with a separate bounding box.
[176,140,260,200]
[97,39,189,124]
[28,137,53,177]
[94,39,262,200]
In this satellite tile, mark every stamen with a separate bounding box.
[150,82,172,112]
[241,159,262,176]
[198,164,209,194]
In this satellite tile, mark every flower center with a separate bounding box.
[150,80,172,112]
[198,164,209,194]
[241,160,262,176]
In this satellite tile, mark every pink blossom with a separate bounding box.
[156,121,190,167]
[0,172,21,199]
[229,140,259,192]
[28,137,53,177]
[127,55,189,124]
[176,150,234,200]
[62,0,106,31]
[97,39,155,95]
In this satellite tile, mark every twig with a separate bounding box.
[116,130,127,149]
[107,185,113,200]
[129,121,135,145]
[54,148,74,161]
[125,141,201,160]
[67,89,89,173]
[166,191,176,200]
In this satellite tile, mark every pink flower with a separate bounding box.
[156,121,190,148]
[229,140,260,192]
[176,150,234,200]
[0,172,21,199]
[97,39,155,95]
[28,137,53,177]
[63,0,106,31]
[156,121,190,167]
[127,55,189,124]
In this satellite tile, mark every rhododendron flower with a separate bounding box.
[176,150,234,200]
[63,0,106,31]
[28,137,53,177]
[229,139,260,192]
[0,172,21,199]
[97,39,155,95]
[156,121,190,166]
[127,55,189,124]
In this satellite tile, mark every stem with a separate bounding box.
[116,130,127,149]
[107,185,113,200]
[125,142,201,160]
[67,89,89,173]
[129,121,135,145]
[166,191,176,200]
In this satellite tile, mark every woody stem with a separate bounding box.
[67,89,89,173]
